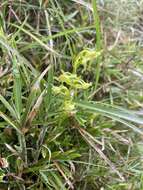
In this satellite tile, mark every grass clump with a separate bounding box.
[0,0,143,189]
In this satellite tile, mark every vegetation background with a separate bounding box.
[0,0,143,189]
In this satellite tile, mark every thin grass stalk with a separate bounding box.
[92,0,102,90]
[18,133,27,166]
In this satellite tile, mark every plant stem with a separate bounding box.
[92,0,102,90]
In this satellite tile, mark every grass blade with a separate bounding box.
[92,0,102,90]
[21,65,51,127]
[76,125,124,181]
[0,94,18,119]
[75,100,143,127]
[10,23,59,56]
[0,111,21,134]
[12,55,22,120]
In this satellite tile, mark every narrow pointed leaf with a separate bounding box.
[0,111,21,134]
[75,100,143,125]
[0,94,17,119]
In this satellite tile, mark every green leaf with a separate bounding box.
[13,58,22,120]
[10,23,59,55]
[22,65,51,126]
[0,111,21,134]
[75,100,143,134]
[0,94,18,119]
[45,65,54,111]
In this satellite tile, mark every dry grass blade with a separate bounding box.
[27,90,45,125]
[71,0,92,11]
[54,161,74,190]
[22,65,51,129]
[10,23,59,56]
[76,125,125,181]
[104,129,131,145]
